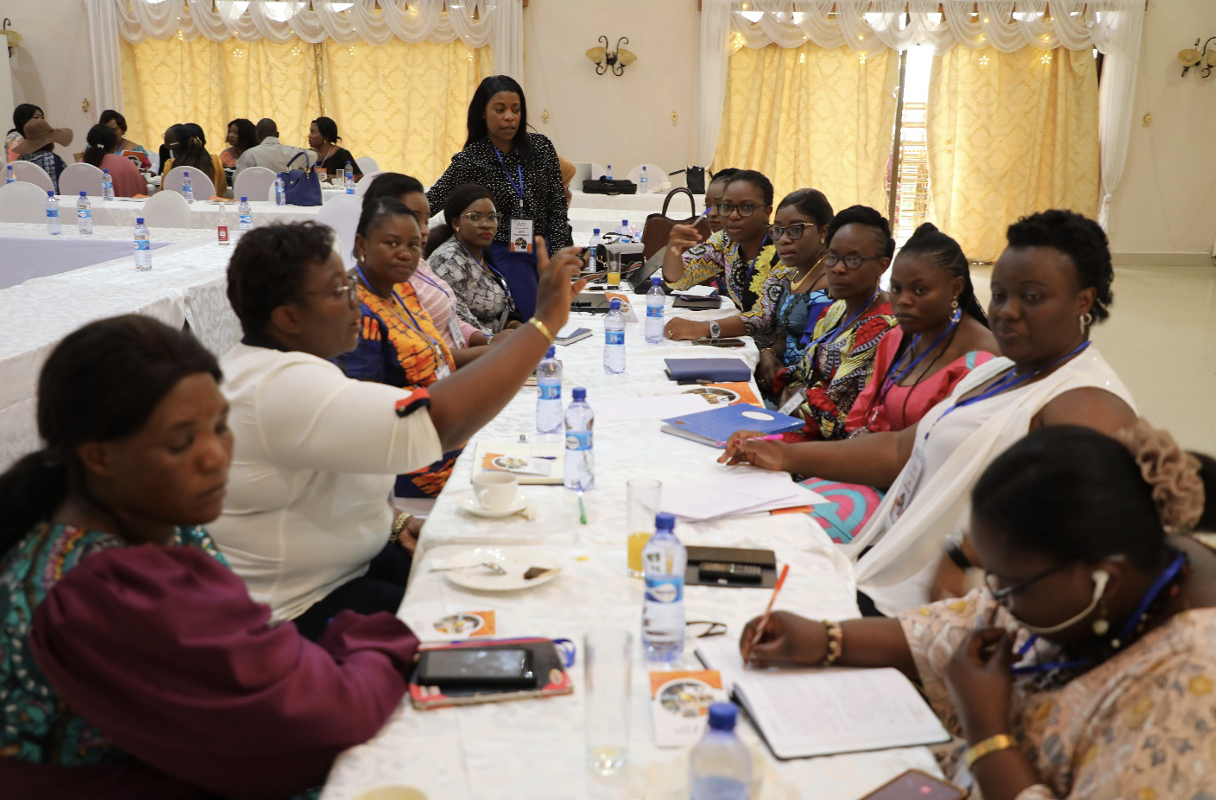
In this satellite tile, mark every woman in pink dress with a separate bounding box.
[82,124,145,197]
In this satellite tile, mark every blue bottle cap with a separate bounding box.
[545,346,556,358]
[572,387,587,401]
[609,298,621,310]
[79,190,86,196]
[46,190,53,197]
[651,275,662,285]
[103,169,109,174]
[241,196,247,202]
[621,219,628,225]
[136,217,144,224]
[707,702,739,731]
[655,512,675,530]
[593,228,600,235]
[183,170,189,175]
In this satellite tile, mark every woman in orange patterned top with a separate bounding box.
[336,197,462,498]
[739,423,1216,800]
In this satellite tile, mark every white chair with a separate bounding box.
[8,160,55,193]
[355,156,380,175]
[590,162,608,181]
[353,171,382,197]
[0,181,51,223]
[58,162,105,197]
[161,166,216,201]
[141,190,193,229]
[232,166,276,204]
[314,193,365,269]
[627,163,666,191]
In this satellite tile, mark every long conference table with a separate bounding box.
[319,300,940,799]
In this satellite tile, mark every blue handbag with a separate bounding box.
[280,151,322,206]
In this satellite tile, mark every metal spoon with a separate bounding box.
[429,561,508,576]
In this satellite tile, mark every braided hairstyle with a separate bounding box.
[825,205,895,259]
[898,222,987,326]
[1005,209,1114,323]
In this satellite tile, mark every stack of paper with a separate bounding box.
[674,285,718,299]
[650,472,828,521]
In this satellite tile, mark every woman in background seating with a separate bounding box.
[162,123,227,197]
[0,315,422,798]
[221,117,256,169]
[81,124,145,197]
[5,103,42,163]
[12,118,72,194]
[309,116,360,180]
[741,424,1216,800]
[98,109,151,170]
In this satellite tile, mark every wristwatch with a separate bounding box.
[709,321,722,340]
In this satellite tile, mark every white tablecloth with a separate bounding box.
[62,197,320,231]
[0,223,243,468]
[571,189,705,214]
[0,235,172,289]
[320,301,939,800]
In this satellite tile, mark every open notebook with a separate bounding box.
[695,637,950,760]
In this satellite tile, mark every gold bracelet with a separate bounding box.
[963,733,1017,769]
[818,620,843,666]
[527,317,555,345]
[389,511,412,543]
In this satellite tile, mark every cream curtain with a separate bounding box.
[926,46,1100,262]
[714,42,898,214]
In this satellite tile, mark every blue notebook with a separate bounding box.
[661,404,804,448]
[663,358,752,383]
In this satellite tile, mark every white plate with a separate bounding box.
[440,547,562,592]
[456,489,530,518]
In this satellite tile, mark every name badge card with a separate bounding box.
[510,218,534,253]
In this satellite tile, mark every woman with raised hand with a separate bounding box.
[741,423,1216,800]
[209,222,586,640]
[427,75,572,319]
[0,315,421,797]
[722,210,1137,615]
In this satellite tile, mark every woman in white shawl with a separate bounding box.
[721,210,1137,615]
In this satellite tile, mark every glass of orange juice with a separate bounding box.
[626,478,661,577]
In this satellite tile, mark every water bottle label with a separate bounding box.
[78,209,89,220]
[136,240,150,252]
[240,213,253,226]
[565,431,592,452]
[605,330,625,345]
[646,305,663,318]
[644,577,683,604]
[47,210,58,219]
[538,383,561,401]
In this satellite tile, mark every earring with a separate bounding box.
[1092,617,1110,636]
[1079,312,1093,336]
[950,297,961,324]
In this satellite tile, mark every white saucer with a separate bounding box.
[440,547,561,592]
[456,489,530,518]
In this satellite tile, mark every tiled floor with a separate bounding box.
[969,264,1216,455]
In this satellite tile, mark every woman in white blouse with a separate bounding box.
[208,222,586,639]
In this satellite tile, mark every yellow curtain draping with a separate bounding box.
[926,46,1100,262]
[714,42,899,215]
[119,36,489,184]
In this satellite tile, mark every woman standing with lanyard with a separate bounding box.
[427,76,572,319]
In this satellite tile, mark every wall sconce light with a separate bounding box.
[586,36,636,76]
[2,18,23,58]
[1178,37,1216,78]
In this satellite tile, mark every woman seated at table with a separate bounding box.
[665,188,834,377]
[82,124,145,197]
[209,222,586,640]
[771,205,899,441]
[661,171,779,327]
[309,115,361,179]
[13,118,71,194]
[722,210,1137,616]
[363,172,507,353]
[426,183,521,336]
[162,122,228,197]
[741,423,1216,800]
[0,315,422,798]
[220,117,256,169]
[336,197,480,498]
[98,109,151,170]
[5,103,41,163]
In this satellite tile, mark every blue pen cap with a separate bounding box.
[572,387,587,401]
[707,702,739,731]
[655,512,675,531]
[609,298,621,310]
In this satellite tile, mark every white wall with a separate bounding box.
[1107,0,1216,257]
[522,0,700,177]
[5,0,96,152]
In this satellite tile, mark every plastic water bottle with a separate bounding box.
[102,169,114,201]
[619,218,631,241]
[689,703,752,800]
[45,191,61,235]
[645,275,665,343]
[535,346,563,438]
[587,228,602,271]
[217,202,230,246]
[603,298,626,374]
[181,170,193,204]
[6,164,15,184]
[237,196,253,236]
[563,387,594,491]
[606,164,613,180]
[134,217,151,271]
[76,192,93,235]
[344,161,355,194]
[274,174,286,206]
[639,166,648,193]
[641,512,686,662]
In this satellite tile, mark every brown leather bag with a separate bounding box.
[641,187,712,260]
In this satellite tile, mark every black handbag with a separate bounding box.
[670,167,707,194]
[280,151,323,206]
[582,178,637,195]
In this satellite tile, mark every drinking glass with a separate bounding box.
[626,478,661,578]
[584,628,632,776]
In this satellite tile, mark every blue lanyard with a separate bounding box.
[414,270,450,299]
[880,320,958,400]
[492,146,526,210]
[356,265,448,366]
[806,290,881,354]
[925,341,1091,440]
[1011,550,1186,676]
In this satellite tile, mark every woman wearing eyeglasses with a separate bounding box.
[740,423,1216,800]
[769,205,899,441]
[661,170,780,339]
[426,183,521,336]
[208,222,588,640]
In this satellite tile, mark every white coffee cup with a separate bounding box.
[471,472,519,511]
[659,180,672,192]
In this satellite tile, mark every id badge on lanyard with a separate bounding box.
[777,386,807,416]
[510,218,534,253]
[888,447,925,525]
[445,314,465,350]
[435,358,452,380]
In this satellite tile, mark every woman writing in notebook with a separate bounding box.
[741,424,1216,800]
